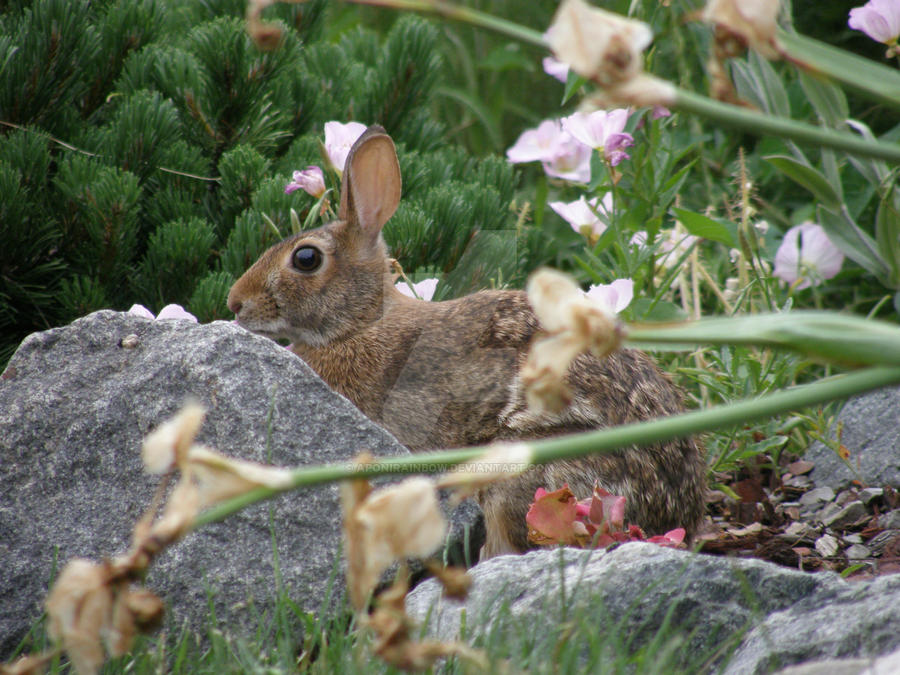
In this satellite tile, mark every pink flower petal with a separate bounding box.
[285,166,326,198]
[849,0,900,43]
[542,135,592,183]
[323,121,367,172]
[395,278,438,301]
[585,278,634,314]
[156,304,198,322]
[506,120,566,164]
[542,56,570,82]
[549,195,609,237]
[128,304,155,320]
[773,222,843,290]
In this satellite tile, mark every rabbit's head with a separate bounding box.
[227,126,402,347]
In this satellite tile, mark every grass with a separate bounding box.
[11,545,758,674]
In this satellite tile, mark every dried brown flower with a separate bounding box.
[522,268,624,414]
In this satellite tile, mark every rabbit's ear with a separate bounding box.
[338,126,401,240]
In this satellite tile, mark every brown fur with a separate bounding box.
[228,126,706,558]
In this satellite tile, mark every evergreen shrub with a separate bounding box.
[0,0,529,366]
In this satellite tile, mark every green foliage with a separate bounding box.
[53,155,143,294]
[0,1,523,367]
[189,270,235,322]
[134,218,217,307]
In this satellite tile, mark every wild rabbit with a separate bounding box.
[227,125,706,558]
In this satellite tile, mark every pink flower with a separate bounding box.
[507,120,592,183]
[549,194,612,239]
[507,120,566,163]
[395,278,438,301]
[849,0,900,44]
[773,222,844,290]
[543,136,592,182]
[285,166,326,198]
[323,121,367,173]
[562,109,634,166]
[128,304,198,322]
[585,278,634,313]
[542,56,570,82]
[631,229,699,269]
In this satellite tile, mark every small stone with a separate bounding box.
[799,486,835,508]
[859,487,884,505]
[815,501,842,523]
[845,544,871,560]
[815,533,840,557]
[706,489,728,504]
[868,530,900,556]
[782,504,801,520]
[119,333,140,349]
[843,534,863,545]
[836,489,859,506]
[784,474,812,489]
[879,509,900,530]
[823,501,867,529]
[779,521,816,543]
[787,460,814,475]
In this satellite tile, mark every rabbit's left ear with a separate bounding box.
[338,125,402,241]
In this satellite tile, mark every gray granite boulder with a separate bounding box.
[405,543,900,674]
[0,310,479,658]
[806,386,900,489]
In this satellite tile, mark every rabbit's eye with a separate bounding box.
[292,246,323,272]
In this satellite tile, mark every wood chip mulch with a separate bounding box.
[696,457,900,580]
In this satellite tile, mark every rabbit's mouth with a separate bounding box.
[234,316,288,341]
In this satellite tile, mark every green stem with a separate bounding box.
[194,365,900,528]
[672,87,900,164]
[348,0,546,47]
[777,29,900,109]
[626,311,900,367]
[345,1,900,164]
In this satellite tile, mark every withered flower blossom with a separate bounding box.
[522,268,624,414]
[545,0,676,107]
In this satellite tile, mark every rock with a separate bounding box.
[823,501,868,529]
[405,544,900,674]
[806,386,900,490]
[868,530,900,556]
[775,656,880,675]
[815,533,840,557]
[878,509,900,531]
[858,487,884,506]
[845,544,871,560]
[0,311,480,658]
[800,486,836,508]
[778,521,817,544]
[816,501,843,524]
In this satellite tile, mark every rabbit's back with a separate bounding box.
[294,288,706,556]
